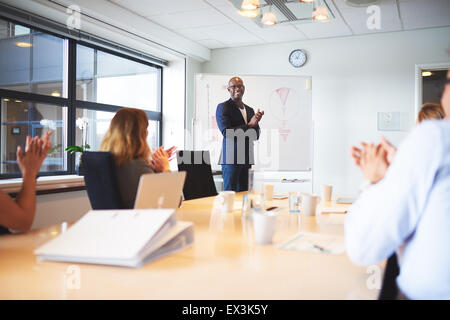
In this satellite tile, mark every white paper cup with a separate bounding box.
[263,184,274,201]
[301,193,320,216]
[252,212,277,244]
[322,185,332,202]
[217,191,235,213]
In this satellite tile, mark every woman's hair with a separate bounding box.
[418,103,445,123]
[100,108,150,166]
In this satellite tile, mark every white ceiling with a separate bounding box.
[108,0,450,49]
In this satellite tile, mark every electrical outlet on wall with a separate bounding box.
[377,112,409,131]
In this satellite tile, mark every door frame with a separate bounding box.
[415,63,450,118]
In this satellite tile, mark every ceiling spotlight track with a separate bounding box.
[264,0,297,22]
[235,0,333,27]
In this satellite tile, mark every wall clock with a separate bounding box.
[289,49,307,68]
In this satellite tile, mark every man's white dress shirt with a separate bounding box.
[345,120,450,299]
[239,107,247,124]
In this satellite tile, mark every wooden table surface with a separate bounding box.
[0,193,382,300]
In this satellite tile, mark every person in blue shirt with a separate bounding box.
[346,70,450,299]
[216,77,264,191]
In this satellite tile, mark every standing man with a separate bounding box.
[216,77,264,191]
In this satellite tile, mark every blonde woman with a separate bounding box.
[100,108,175,208]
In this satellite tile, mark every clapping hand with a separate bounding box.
[350,142,367,168]
[360,143,389,184]
[255,109,264,121]
[380,136,397,165]
[351,136,397,178]
[248,109,264,127]
[351,142,389,184]
[164,146,177,161]
[149,146,172,173]
[17,130,53,179]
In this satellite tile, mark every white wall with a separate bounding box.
[185,57,203,150]
[201,27,450,195]
[162,58,186,171]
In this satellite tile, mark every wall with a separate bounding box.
[185,57,203,150]
[201,27,450,195]
[163,58,186,172]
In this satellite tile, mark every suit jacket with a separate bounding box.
[216,98,260,165]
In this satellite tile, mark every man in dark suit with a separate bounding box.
[216,77,264,191]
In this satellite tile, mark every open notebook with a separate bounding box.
[34,209,194,268]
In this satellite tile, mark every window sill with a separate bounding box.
[0,175,85,196]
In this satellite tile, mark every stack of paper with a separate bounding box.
[34,209,194,268]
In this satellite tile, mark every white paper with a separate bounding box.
[278,232,345,255]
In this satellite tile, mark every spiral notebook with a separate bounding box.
[34,209,194,268]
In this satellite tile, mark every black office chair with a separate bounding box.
[0,226,10,235]
[82,151,125,209]
[378,253,400,300]
[177,150,218,200]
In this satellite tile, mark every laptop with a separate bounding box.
[134,171,186,209]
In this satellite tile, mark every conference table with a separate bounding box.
[0,193,382,300]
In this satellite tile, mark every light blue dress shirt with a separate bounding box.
[345,120,450,300]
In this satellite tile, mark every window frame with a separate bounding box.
[0,18,163,179]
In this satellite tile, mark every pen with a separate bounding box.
[313,244,326,252]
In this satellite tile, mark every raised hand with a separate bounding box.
[164,146,177,162]
[380,136,397,165]
[350,142,368,168]
[360,143,389,184]
[248,109,264,128]
[254,108,264,121]
[149,146,171,173]
[17,131,53,179]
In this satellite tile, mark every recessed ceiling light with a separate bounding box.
[422,71,433,77]
[15,42,32,48]
[238,9,260,18]
[261,11,277,26]
[312,6,329,21]
[241,0,260,11]
[51,91,61,97]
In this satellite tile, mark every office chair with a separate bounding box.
[378,253,400,300]
[0,226,10,236]
[177,150,218,200]
[82,151,125,209]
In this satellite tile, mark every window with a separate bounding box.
[0,18,162,178]
[0,99,67,176]
[76,44,160,111]
[0,20,67,98]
